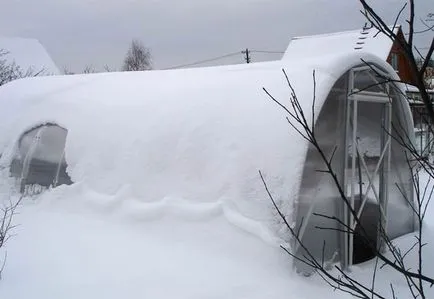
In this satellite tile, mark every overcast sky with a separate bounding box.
[0,0,432,72]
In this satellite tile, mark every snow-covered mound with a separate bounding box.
[0,198,327,299]
[0,52,405,235]
[1,181,433,299]
[0,49,421,298]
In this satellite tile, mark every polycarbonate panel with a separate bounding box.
[10,124,72,194]
[295,67,415,273]
[344,71,414,265]
[294,74,347,274]
[353,69,387,93]
[346,101,386,201]
[387,91,415,238]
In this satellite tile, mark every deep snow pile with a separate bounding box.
[0,180,433,299]
[0,190,332,299]
[0,51,412,240]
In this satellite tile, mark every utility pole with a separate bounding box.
[242,48,251,63]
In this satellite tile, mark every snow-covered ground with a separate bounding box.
[0,188,330,299]
[1,179,433,299]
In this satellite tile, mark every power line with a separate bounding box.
[163,48,286,70]
[163,51,241,70]
[242,49,285,64]
[250,50,285,54]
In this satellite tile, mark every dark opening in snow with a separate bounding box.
[10,123,72,195]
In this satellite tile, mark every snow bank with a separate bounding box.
[0,200,342,299]
[1,182,432,299]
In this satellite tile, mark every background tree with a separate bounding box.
[103,64,116,72]
[63,64,116,75]
[62,66,75,75]
[83,65,96,74]
[0,49,44,86]
[122,39,152,71]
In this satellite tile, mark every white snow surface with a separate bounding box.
[0,193,327,299]
[283,26,399,62]
[0,52,419,298]
[0,176,433,299]
[0,37,60,75]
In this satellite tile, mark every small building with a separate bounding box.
[0,34,416,275]
[0,37,60,76]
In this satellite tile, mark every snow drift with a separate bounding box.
[0,52,412,236]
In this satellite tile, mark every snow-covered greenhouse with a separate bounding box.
[0,36,415,274]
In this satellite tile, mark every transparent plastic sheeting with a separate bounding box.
[10,124,72,195]
[294,69,414,274]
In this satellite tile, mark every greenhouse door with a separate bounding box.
[343,71,392,267]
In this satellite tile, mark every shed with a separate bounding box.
[0,37,60,75]
[0,50,415,272]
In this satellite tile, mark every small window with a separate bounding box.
[390,53,399,71]
[10,124,72,195]
[353,69,386,93]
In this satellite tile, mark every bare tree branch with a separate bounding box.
[0,196,22,280]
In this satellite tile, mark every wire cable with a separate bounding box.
[164,51,242,70]
[163,49,286,70]
[250,50,285,54]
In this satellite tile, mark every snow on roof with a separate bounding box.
[283,26,400,62]
[0,51,410,241]
[0,37,60,75]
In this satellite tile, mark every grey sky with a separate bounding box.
[1,0,432,72]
